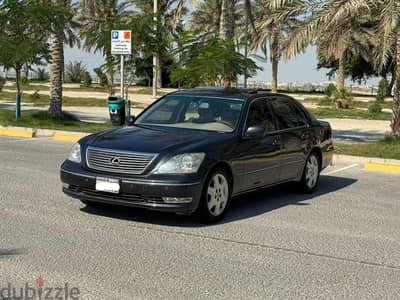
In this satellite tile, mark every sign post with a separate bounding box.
[111,30,132,98]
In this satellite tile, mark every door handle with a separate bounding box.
[300,132,309,140]
[272,136,281,146]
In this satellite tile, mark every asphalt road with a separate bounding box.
[1,136,400,299]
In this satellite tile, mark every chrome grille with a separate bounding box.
[86,147,156,175]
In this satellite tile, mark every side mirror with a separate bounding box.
[127,115,135,126]
[244,124,265,138]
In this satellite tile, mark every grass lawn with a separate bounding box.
[0,109,112,133]
[309,107,392,121]
[335,136,400,160]
[0,91,147,108]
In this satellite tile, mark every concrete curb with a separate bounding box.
[0,126,36,138]
[333,154,400,174]
[364,163,400,174]
[0,125,88,142]
[53,132,88,143]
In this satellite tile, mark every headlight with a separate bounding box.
[155,153,205,174]
[68,143,81,163]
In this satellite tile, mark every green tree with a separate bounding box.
[375,0,400,134]
[64,61,88,83]
[78,0,134,95]
[0,0,65,119]
[171,35,260,87]
[272,0,370,89]
[249,0,300,92]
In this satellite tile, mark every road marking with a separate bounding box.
[324,164,358,175]
[0,137,52,143]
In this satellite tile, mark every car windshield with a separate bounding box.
[135,95,244,133]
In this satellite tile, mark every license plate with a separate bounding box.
[95,177,120,194]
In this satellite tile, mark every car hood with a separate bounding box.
[86,125,231,154]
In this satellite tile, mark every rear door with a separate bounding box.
[232,98,282,193]
[270,97,311,181]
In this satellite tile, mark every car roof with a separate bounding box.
[170,87,292,102]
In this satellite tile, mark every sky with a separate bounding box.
[64,44,378,86]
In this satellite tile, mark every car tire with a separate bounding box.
[299,151,321,193]
[194,168,232,223]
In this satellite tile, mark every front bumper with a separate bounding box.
[60,161,203,214]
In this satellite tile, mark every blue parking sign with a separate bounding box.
[111,31,119,40]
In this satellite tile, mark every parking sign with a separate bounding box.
[111,30,132,55]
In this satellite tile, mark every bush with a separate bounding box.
[81,71,92,88]
[65,61,87,83]
[21,76,30,86]
[368,103,383,113]
[324,83,337,97]
[29,90,41,101]
[333,87,353,109]
[94,67,108,87]
[376,78,388,102]
[0,76,5,91]
[34,68,49,81]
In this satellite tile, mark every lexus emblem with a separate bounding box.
[110,157,121,166]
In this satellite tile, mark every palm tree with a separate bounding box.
[250,0,299,93]
[191,0,223,37]
[48,0,80,117]
[78,0,133,95]
[272,0,371,89]
[375,0,400,134]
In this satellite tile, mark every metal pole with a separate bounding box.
[120,55,124,98]
[244,9,249,88]
[152,0,158,97]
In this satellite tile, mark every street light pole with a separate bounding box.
[152,0,158,97]
[244,9,249,88]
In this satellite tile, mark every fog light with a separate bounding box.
[162,197,192,204]
[62,183,69,189]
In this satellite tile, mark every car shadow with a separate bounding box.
[223,175,357,223]
[80,175,357,227]
[0,248,26,259]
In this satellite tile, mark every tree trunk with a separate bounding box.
[156,54,162,89]
[219,0,235,87]
[337,52,346,89]
[219,0,235,40]
[392,30,400,136]
[270,35,279,93]
[387,72,395,97]
[106,51,114,96]
[48,28,64,117]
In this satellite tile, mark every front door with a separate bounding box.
[231,98,281,193]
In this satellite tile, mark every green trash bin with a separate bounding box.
[108,96,126,126]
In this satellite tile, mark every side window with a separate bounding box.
[271,98,308,129]
[245,99,276,132]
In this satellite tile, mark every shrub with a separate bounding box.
[21,76,30,86]
[29,90,41,101]
[82,71,92,88]
[376,78,388,102]
[0,76,5,91]
[34,68,49,81]
[64,61,87,83]
[324,83,337,97]
[94,67,108,87]
[368,103,383,113]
